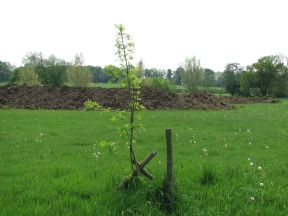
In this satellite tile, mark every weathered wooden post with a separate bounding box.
[163,128,176,213]
[166,128,173,185]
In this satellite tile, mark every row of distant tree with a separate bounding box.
[1,52,287,97]
[0,52,222,87]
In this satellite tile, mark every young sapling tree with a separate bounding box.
[114,24,144,178]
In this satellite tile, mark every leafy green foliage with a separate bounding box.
[223,63,242,96]
[174,67,184,85]
[142,77,172,92]
[84,100,110,112]
[84,100,102,111]
[181,56,204,92]
[240,71,255,96]
[66,54,92,87]
[0,60,13,82]
[114,24,144,174]
[19,65,40,85]
[22,52,68,86]
[203,68,215,88]
[9,67,21,84]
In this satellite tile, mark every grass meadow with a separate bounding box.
[0,101,288,215]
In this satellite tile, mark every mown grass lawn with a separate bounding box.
[0,101,288,215]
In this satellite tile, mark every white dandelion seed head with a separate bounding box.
[258,166,262,170]
[260,183,264,187]
[250,162,254,166]
[250,196,255,201]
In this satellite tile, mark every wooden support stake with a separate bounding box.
[131,150,157,180]
[138,150,157,170]
[136,161,154,180]
[166,129,173,185]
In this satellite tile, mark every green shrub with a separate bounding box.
[84,100,107,111]
[142,77,171,92]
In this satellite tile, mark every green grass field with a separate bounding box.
[89,82,228,95]
[88,83,120,88]
[1,102,288,215]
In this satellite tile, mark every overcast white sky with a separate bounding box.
[1,0,288,71]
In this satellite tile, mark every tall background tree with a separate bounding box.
[251,55,283,96]
[19,65,39,85]
[0,61,13,82]
[174,67,184,85]
[223,63,242,96]
[203,68,215,88]
[181,56,203,92]
[166,69,173,81]
[66,54,91,87]
[136,59,145,79]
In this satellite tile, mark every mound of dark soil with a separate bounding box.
[0,85,232,110]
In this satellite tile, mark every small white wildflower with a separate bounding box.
[258,166,262,170]
[250,196,255,201]
[158,161,162,164]
[193,141,197,144]
[225,144,228,147]
[203,148,208,152]
[265,146,269,149]
[248,158,251,161]
[97,152,101,155]
[40,133,43,136]
[247,129,251,133]
[93,153,97,156]
[259,182,264,187]
[249,142,252,145]
[250,162,254,166]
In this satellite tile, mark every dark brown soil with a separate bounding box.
[0,85,231,110]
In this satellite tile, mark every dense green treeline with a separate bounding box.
[1,52,287,97]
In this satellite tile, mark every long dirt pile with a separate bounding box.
[0,85,231,110]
